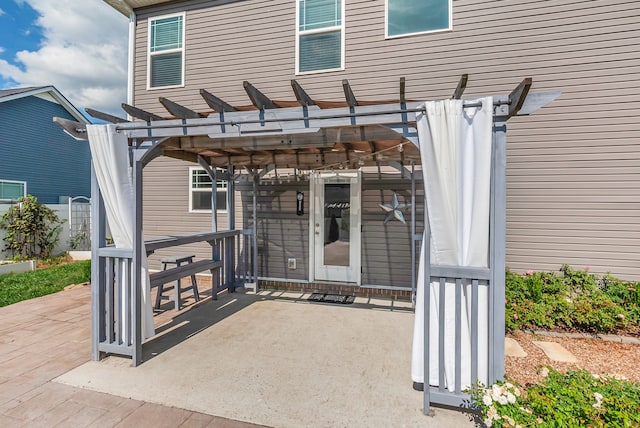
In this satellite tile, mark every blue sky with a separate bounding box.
[0,0,129,116]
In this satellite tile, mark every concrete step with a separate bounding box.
[505,337,527,357]
[532,341,578,363]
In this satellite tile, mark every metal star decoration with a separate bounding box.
[379,192,411,224]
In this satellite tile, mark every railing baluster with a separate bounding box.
[438,277,446,392]
[471,279,479,385]
[126,258,132,347]
[106,258,114,343]
[454,278,462,394]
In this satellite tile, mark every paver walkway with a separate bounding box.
[0,286,263,427]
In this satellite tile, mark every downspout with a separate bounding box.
[127,12,136,109]
[111,0,136,114]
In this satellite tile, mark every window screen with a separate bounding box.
[297,0,343,73]
[149,14,184,88]
[387,0,450,37]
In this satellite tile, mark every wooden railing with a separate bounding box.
[93,229,257,364]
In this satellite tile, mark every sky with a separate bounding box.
[0,0,129,117]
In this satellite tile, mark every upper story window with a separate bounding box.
[0,180,26,202]
[296,0,345,74]
[386,0,451,38]
[148,12,185,89]
[189,167,227,213]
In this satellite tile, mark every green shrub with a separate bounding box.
[0,195,63,259]
[506,266,640,335]
[470,368,640,427]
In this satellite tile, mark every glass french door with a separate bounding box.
[311,171,361,284]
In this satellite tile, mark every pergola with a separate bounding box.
[56,76,558,413]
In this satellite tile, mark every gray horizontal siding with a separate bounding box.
[142,156,238,270]
[232,171,423,286]
[133,0,640,280]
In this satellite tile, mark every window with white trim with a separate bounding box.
[189,167,227,212]
[386,0,451,38]
[148,12,185,88]
[0,180,26,201]
[296,0,344,73]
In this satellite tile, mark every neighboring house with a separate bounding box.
[104,0,640,281]
[0,86,91,204]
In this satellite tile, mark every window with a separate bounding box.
[189,167,227,212]
[296,0,344,73]
[0,180,26,201]
[386,0,451,38]
[148,12,185,88]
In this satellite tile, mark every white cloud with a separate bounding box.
[0,0,128,117]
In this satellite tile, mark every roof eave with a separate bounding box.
[103,0,134,17]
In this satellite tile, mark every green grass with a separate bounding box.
[0,260,91,307]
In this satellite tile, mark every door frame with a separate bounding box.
[309,170,361,285]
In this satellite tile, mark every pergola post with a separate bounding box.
[422,168,433,415]
[132,148,145,366]
[252,172,259,286]
[90,164,106,361]
[410,161,416,306]
[226,165,235,291]
[489,116,507,382]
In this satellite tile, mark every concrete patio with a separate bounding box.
[0,285,474,427]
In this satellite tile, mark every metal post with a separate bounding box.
[423,189,432,415]
[410,161,416,306]
[489,117,507,383]
[90,164,106,361]
[131,150,144,366]
[252,173,258,285]
[226,165,235,290]
[212,167,218,233]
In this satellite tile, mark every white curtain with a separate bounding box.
[411,97,493,390]
[87,124,155,341]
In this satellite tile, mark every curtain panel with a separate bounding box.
[411,97,493,390]
[87,124,155,341]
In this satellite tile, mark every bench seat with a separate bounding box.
[150,259,223,288]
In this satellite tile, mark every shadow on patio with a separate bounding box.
[56,289,473,427]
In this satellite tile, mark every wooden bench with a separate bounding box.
[150,258,223,310]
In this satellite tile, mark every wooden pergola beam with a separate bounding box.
[291,79,315,106]
[342,79,358,107]
[200,89,237,112]
[53,117,87,140]
[159,97,204,119]
[121,103,163,122]
[451,74,468,99]
[243,81,276,110]
[507,77,532,118]
[85,108,129,123]
[203,149,419,168]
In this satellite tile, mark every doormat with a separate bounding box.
[308,293,355,304]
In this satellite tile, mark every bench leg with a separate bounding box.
[155,263,169,309]
[154,284,163,309]
[174,279,181,310]
[210,268,218,301]
[190,274,200,302]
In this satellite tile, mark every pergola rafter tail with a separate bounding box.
[55,77,558,172]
